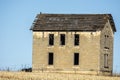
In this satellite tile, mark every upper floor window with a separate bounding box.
[105,35,109,38]
[49,34,54,46]
[60,34,65,45]
[74,34,79,46]
[104,35,109,49]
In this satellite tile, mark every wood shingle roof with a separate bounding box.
[31,13,116,32]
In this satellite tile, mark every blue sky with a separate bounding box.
[0,0,120,73]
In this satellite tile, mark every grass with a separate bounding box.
[0,71,120,80]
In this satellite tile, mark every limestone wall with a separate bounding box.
[32,31,101,74]
[100,20,114,75]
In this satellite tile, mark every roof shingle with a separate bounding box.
[31,13,116,32]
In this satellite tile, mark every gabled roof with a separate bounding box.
[30,13,116,32]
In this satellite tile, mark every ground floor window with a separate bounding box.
[74,53,79,65]
[104,54,108,68]
[48,52,54,65]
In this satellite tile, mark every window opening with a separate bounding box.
[74,53,79,65]
[48,52,54,65]
[74,34,79,46]
[60,34,65,45]
[49,34,54,45]
[104,54,108,68]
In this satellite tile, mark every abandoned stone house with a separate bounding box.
[30,13,116,75]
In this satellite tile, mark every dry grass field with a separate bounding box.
[0,71,120,80]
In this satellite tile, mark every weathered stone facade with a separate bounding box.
[31,13,116,75]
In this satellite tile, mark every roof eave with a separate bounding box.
[107,14,116,32]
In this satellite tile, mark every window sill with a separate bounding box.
[72,66,79,69]
[104,67,109,68]
[74,46,80,48]
[59,45,65,47]
[47,65,54,68]
[48,45,54,48]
